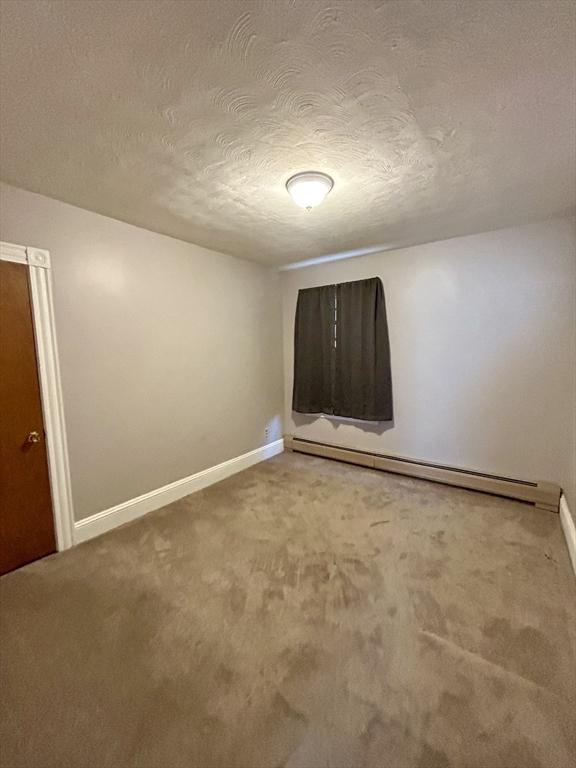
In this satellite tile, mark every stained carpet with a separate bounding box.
[0,452,575,768]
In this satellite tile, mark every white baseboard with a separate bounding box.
[559,495,576,579]
[74,439,284,545]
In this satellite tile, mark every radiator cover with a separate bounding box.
[284,436,560,513]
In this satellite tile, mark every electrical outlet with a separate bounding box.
[265,426,271,442]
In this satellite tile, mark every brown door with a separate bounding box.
[0,260,56,575]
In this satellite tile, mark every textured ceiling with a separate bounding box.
[1,0,575,266]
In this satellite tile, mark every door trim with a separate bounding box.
[1,241,74,550]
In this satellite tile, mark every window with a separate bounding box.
[292,277,393,421]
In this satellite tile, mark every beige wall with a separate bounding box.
[2,178,574,521]
[281,218,576,510]
[0,183,284,521]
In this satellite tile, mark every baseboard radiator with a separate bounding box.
[284,436,561,513]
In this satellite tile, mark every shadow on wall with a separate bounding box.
[293,411,394,436]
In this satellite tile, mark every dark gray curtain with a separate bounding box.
[334,278,392,421]
[292,277,393,421]
[292,284,335,414]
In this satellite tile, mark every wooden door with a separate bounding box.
[0,260,56,575]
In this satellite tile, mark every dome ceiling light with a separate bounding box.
[286,171,334,211]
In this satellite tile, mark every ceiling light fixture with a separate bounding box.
[286,171,334,211]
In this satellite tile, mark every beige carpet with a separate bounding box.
[0,452,575,768]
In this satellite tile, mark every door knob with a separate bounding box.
[26,431,41,444]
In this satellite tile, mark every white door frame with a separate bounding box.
[1,240,74,550]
